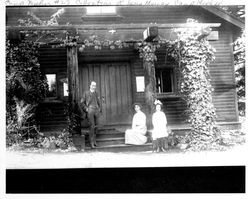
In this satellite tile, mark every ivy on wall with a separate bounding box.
[134,41,158,113]
[174,19,218,147]
[234,30,245,116]
[6,39,49,145]
[6,40,48,106]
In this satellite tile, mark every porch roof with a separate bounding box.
[6,23,221,44]
[201,6,245,29]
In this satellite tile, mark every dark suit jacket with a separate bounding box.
[80,90,102,113]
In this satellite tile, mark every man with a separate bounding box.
[80,81,102,148]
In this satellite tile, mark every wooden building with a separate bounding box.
[6,6,244,150]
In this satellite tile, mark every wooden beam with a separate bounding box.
[67,45,81,134]
[143,61,157,111]
[67,46,79,105]
[6,26,76,31]
[6,23,221,31]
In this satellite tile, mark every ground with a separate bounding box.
[5,144,246,169]
[5,117,246,169]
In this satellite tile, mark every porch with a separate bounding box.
[36,100,192,152]
[6,18,241,152]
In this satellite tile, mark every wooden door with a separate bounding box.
[79,62,133,125]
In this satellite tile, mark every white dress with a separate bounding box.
[125,111,147,145]
[152,111,169,140]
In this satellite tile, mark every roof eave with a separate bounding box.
[201,6,245,29]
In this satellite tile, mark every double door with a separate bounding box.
[79,62,133,125]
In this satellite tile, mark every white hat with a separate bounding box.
[154,99,162,106]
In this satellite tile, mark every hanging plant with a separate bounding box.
[78,35,133,52]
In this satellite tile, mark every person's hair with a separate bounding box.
[90,81,96,86]
[155,103,163,107]
[133,102,142,109]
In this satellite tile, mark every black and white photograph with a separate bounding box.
[1,0,247,197]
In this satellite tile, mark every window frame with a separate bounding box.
[82,6,123,21]
[45,73,57,99]
[155,63,180,99]
[85,6,117,16]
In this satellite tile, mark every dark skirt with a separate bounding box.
[152,137,168,152]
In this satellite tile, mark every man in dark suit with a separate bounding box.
[80,81,102,148]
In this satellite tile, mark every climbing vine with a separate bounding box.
[134,41,158,112]
[173,19,218,147]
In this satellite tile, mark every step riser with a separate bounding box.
[39,122,68,125]
[39,124,68,128]
[85,139,125,147]
[95,133,124,139]
[38,108,66,114]
[82,131,124,139]
[38,115,67,119]
[37,102,68,133]
[85,145,153,152]
[39,112,66,116]
[38,120,67,123]
[40,127,67,132]
[82,129,121,133]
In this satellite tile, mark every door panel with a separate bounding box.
[79,62,132,125]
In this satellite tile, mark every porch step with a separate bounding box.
[77,124,193,152]
[81,128,125,139]
[39,124,67,132]
[84,143,153,152]
[97,132,124,139]
[80,125,153,152]
[36,101,68,133]
[39,120,68,125]
[85,137,125,147]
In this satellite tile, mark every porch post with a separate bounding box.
[141,27,158,123]
[67,45,81,134]
[143,59,157,127]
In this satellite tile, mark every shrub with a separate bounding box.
[6,39,48,109]
[6,39,48,146]
[6,98,40,146]
[39,130,73,150]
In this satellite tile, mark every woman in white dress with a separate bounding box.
[125,103,147,145]
[152,100,169,152]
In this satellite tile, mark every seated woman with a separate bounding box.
[152,100,169,152]
[125,103,147,145]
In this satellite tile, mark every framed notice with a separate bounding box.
[136,76,145,92]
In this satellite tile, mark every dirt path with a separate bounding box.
[6,144,246,169]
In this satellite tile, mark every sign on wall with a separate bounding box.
[136,76,145,92]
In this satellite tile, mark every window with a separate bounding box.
[86,6,116,15]
[63,82,68,97]
[155,68,175,94]
[46,74,57,98]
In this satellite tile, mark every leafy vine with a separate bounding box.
[174,19,218,148]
